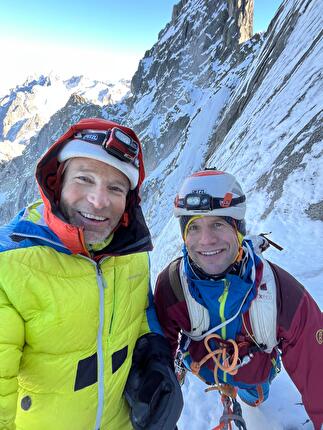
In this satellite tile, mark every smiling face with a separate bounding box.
[185,216,239,275]
[59,157,130,245]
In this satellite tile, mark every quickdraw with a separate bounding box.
[174,349,187,386]
[212,395,247,430]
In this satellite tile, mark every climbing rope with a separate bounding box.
[190,334,248,430]
[190,334,240,389]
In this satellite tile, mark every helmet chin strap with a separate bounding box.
[234,246,244,264]
[232,221,244,264]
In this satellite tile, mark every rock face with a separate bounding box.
[227,0,254,44]
[126,0,255,172]
[206,0,322,222]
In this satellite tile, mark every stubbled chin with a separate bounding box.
[197,254,227,274]
[84,228,113,245]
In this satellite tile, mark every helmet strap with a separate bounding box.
[232,222,244,263]
[183,215,203,241]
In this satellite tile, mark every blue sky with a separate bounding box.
[0,0,179,51]
[254,0,282,33]
[0,0,282,91]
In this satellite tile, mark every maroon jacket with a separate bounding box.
[154,259,323,429]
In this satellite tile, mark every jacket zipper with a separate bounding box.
[93,262,107,430]
[218,279,230,382]
[76,255,111,430]
[68,254,107,429]
[218,279,230,340]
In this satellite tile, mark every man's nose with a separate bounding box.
[198,227,216,244]
[87,187,110,209]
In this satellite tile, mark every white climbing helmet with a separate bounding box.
[174,169,246,220]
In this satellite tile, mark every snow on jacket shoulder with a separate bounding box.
[154,258,323,430]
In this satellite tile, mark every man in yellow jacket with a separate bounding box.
[0,118,183,430]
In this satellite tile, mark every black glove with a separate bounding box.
[125,334,183,430]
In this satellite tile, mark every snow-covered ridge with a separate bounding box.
[0,74,130,162]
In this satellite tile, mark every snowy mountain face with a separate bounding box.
[0,74,130,162]
[124,0,255,173]
[0,0,322,428]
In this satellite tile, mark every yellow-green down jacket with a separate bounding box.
[0,201,161,430]
[0,118,163,430]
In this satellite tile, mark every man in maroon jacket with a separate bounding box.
[154,168,323,429]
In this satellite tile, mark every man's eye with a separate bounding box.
[76,176,92,183]
[109,186,127,194]
[188,224,198,231]
[213,223,224,229]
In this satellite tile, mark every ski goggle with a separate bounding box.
[175,192,246,211]
[74,128,139,167]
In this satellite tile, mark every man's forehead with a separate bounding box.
[64,157,130,186]
[66,156,103,169]
[191,215,227,223]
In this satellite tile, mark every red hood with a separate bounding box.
[35,118,150,256]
